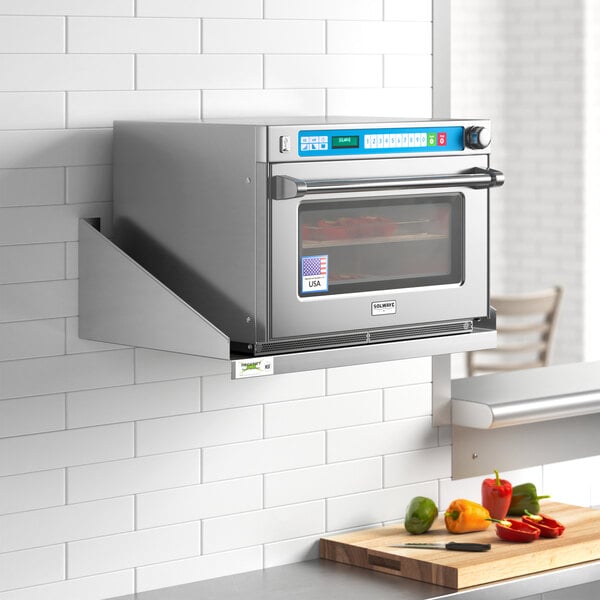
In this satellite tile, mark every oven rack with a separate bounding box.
[302,232,448,248]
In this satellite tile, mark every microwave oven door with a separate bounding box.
[269,155,491,341]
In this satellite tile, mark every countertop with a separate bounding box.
[111,557,600,600]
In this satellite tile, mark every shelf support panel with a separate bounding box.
[78,219,230,360]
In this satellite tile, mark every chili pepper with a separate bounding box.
[493,518,541,542]
[508,483,551,516]
[481,470,512,520]
[444,499,491,534]
[522,510,565,538]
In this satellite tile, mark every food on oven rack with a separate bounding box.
[303,216,398,241]
[329,273,369,281]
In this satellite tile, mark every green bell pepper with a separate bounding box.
[404,496,439,534]
[507,483,550,516]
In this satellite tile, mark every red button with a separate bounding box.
[437,132,447,146]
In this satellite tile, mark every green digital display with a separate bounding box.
[331,135,360,149]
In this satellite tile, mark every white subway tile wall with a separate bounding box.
[0,546,64,593]
[0,16,65,53]
[451,0,588,364]
[0,470,65,515]
[0,245,65,284]
[0,3,595,599]
[0,496,133,553]
[0,93,65,130]
[68,451,202,504]
[0,168,64,207]
[136,476,263,529]
[0,572,134,600]
[67,17,200,54]
[202,501,325,554]
[68,522,200,579]
[136,546,262,593]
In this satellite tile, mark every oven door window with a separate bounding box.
[298,193,464,296]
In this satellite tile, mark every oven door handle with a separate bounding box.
[271,167,505,200]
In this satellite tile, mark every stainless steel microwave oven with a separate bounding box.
[112,117,503,356]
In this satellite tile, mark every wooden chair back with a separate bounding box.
[467,286,563,376]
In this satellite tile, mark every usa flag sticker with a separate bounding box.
[301,255,328,293]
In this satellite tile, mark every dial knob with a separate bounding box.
[465,126,491,150]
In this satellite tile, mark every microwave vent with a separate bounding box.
[369,320,473,341]
[255,320,473,355]
[256,332,368,355]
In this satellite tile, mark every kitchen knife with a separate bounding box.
[390,542,491,552]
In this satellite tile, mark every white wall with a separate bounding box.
[451,0,592,365]
[0,2,444,598]
[2,3,600,599]
[583,0,600,360]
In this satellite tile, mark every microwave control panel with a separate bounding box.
[297,125,465,157]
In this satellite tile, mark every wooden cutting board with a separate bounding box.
[320,502,600,589]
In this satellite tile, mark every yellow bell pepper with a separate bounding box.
[444,498,491,534]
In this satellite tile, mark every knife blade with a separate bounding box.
[390,542,491,552]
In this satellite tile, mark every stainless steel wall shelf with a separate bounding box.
[450,362,600,478]
[78,219,497,379]
[452,362,600,429]
[79,219,230,359]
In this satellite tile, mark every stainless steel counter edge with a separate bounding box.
[108,557,600,600]
[451,361,600,429]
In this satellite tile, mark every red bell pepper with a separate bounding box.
[493,518,541,542]
[481,470,513,520]
[522,510,566,538]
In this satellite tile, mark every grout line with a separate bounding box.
[196,443,203,485]
[198,377,203,412]
[63,465,68,505]
[199,520,203,556]
[199,447,204,484]
[63,388,68,434]
[63,315,67,358]
[132,342,137,386]
[133,54,137,90]
[64,541,69,580]
[62,166,67,204]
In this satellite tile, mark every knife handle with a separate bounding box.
[446,542,491,552]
